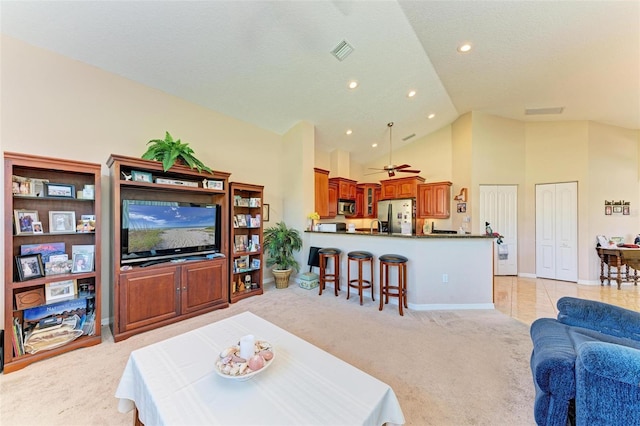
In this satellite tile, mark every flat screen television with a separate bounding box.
[121,200,221,265]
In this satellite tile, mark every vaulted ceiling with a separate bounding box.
[2,1,638,164]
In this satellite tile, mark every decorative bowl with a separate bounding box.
[215,339,275,381]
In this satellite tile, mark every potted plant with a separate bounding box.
[142,131,213,173]
[263,221,303,289]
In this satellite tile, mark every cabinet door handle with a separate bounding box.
[182,286,187,291]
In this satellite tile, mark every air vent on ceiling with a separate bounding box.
[402,133,416,141]
[525,107,564,115]
[331,40,354,61]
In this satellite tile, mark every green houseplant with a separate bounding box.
[142,131,213,173]
[263,221,303,289]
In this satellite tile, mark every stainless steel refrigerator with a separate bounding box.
[377,198,416,235]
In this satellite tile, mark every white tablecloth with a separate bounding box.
[115,311,405,425]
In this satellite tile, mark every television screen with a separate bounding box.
[121,200,220,263]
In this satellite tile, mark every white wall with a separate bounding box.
[1,35,286,323]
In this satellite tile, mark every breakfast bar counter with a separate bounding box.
[306,231,495,310]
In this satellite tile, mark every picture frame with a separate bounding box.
[32,221,44,234]
[21,242,65,263]
[15,253,45,281]
[605,205,612,215]
[623,205,630,215]
[45,182,75,198]
[49,211,76,233]
[204,179,224,190]
[131,170,153,183]
[263,204,270,222]
[44,279,77,303]
[72,253,94,273]
[251,258,261,269]
[613,205,623,214]
[14,209,40,235]
[456,202,467,213]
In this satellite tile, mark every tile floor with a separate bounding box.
[493,275,640,325]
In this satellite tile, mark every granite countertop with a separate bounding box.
[305,230,493,239]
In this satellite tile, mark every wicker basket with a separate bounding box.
[272,269,292,289]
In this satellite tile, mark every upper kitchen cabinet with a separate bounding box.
[418,181,452,218]
[327,180,338,217]
[380,176,425,200]
[356,183,380,218]
[314,168,329,218]
[329,177,357,201]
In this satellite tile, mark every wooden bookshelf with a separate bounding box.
[229,182,264,303]
[3,152,102,373]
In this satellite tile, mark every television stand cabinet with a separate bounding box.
[107,154,231,342]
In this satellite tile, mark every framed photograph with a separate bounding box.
[44,279,77,303]
[45,182,75,198]
[605,205,612,215]
[45,260,72,276]
[15,253,45,281]
[456,202,467,213]
[263,204,270,222]
[49,211,76,233]
[251,258,261,269]
[623,205,630,215]
[205,179,224,190]
[72,253,94,273]
[32,221,44,234]
[613,205,623,214]
[131,170,153,183]
[14,209,40,235]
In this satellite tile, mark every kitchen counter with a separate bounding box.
[305,231,495,310]
[307,230,492,239]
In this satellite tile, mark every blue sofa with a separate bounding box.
[529,296,640,425]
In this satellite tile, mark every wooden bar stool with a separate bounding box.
[318,248,341,296]
[347,251,375,305]
[379,254,408,316]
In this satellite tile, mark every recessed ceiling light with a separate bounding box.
[428,113,436,119]
[348,80,359,89]
[457,43,472,53]
[372,143,378,148]
[407,90,416,98]
[346,129,353,135]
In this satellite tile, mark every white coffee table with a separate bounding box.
[115,311,405,425]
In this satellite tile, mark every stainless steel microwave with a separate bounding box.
[337,200,356,215]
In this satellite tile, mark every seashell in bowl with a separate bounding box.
[215,339,275,381]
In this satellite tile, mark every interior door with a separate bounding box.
[479,185,518,275]
[535,182,578,281]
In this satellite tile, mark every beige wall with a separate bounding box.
[1,35,288,323]
[357,113,639,284]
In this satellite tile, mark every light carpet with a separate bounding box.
[0,283,535,425]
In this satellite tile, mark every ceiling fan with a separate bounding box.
[367,122,421,177]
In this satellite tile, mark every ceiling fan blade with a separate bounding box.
[364,170,386,176]
[397,169,421,174]
[393,164,412,170]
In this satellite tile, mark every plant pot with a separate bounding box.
[272,268,293,289]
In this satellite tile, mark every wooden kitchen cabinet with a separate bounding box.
[328,180,338,217]
[314,168,329,217]
[329,177,357,200]
[380,176,425,200]
[418,181,452,218]
[356,183,380,218]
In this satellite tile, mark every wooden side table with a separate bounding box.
[596,247,640,289]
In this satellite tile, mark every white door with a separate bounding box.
[535,182,578,281]
[479,185,518,275]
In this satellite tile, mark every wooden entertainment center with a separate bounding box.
[107,155,231,342]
